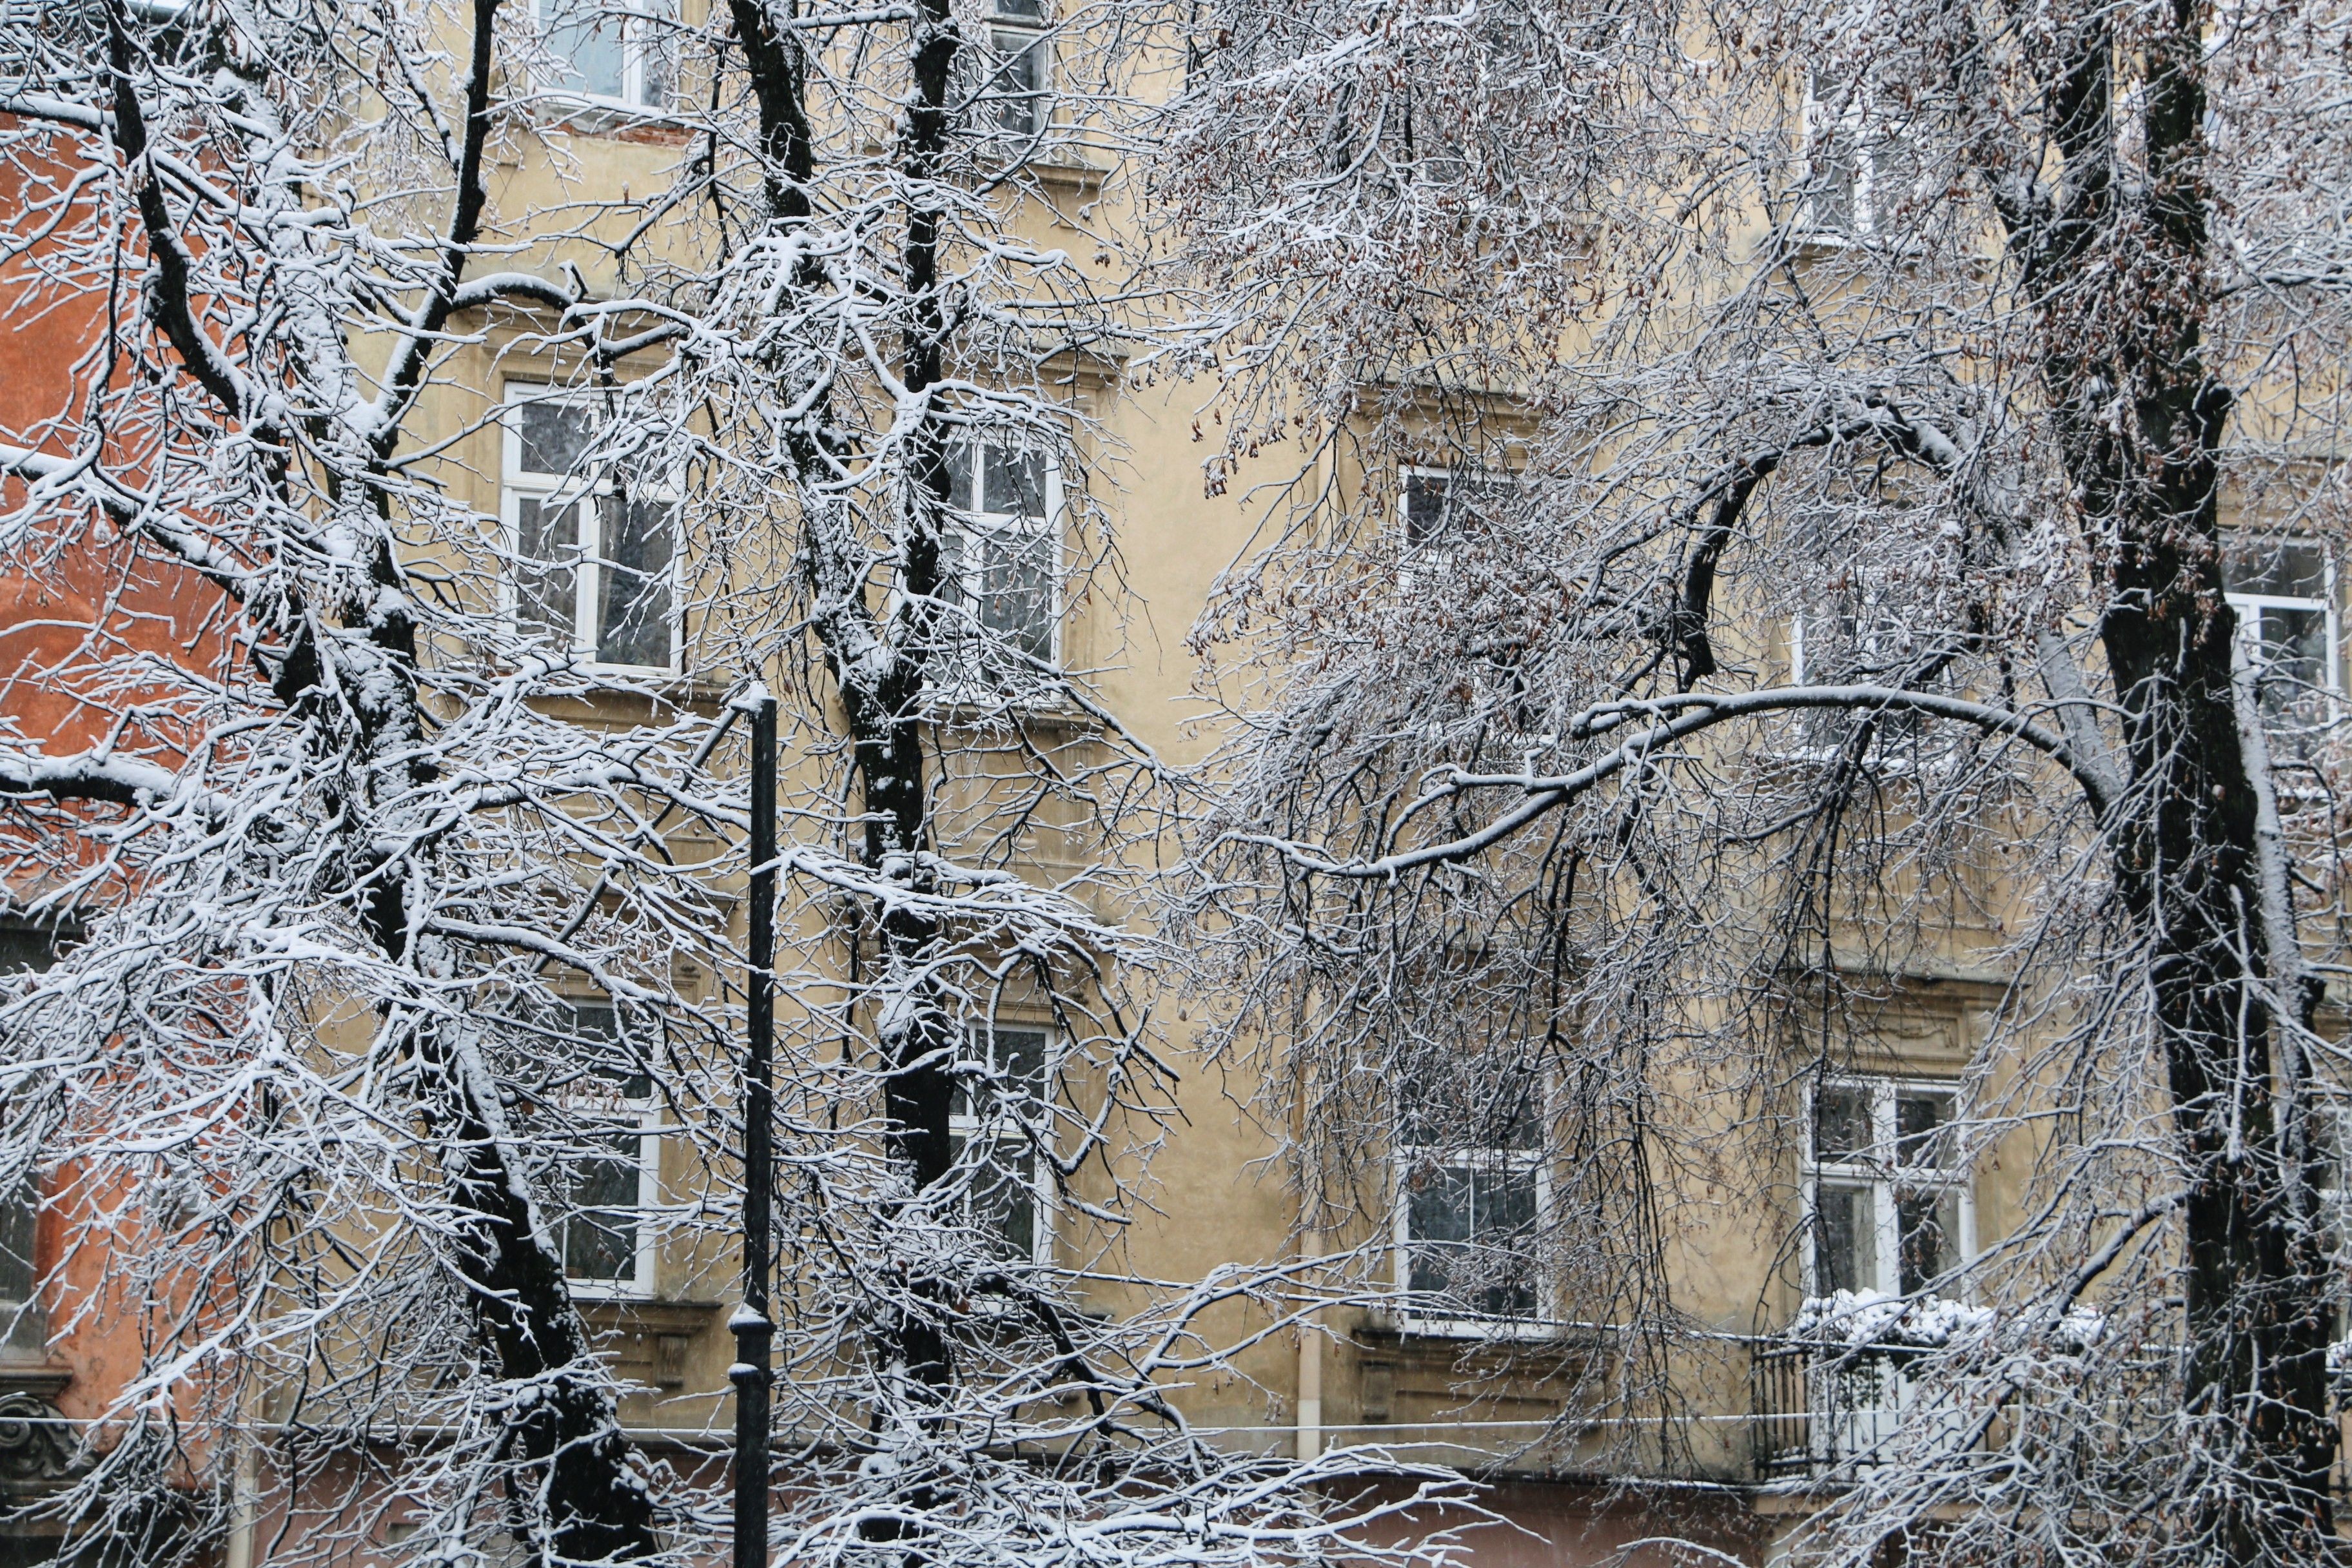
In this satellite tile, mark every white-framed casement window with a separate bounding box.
[2223,536,2340,734]
[948,1024,1052,1264]
[976,0,1050,137]
[1801,75,1922,243]
[938,441,1061,686]
[1393,1081,1549,1336]
[554,1002,661,1300]
[1805,1079,1972,1300]
[1398,464,1516,600]
[535,0,671,109]
[0,918,68,1340]
[502,385,680,673]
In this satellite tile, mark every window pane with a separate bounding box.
[1406,1160,1538,1318]
[1896,1186,1958,1295]
[1404,474,1451,549]
[2254,605,2329,720]
[953,1026,1049,1119]
[1814,1085,1872,1162]
[2224,538,2329,600]
[595,495,674,668]
[986,31,1046,135]
[1406,1164,1475,1299]
[0,1177,34,1302]
[0,921,68,973]
[994,0,1044,17]
[1471,1161,1540,1317]
[1813,1182,1874,1297]
[515,498,581,647]
[979,529,1054,663]
[635,1,672,106]
[516,398,595,477]
[946,444,976,511]
[1894,1091,1953,1169]
[544,0,627,100]
[982,447,1046,520]
[564,1133,642,1283]
[1813,135,1860,233]
[949,1133,1037,1262]
[1867,128,1919,230]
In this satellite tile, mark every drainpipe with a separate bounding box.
[1296,1229,1322,1462]
[225,1421,257,1568]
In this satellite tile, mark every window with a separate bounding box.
[502,387,678,672]
[536,0,671,110]
[948,1025,1051,1264]
[0,1173,32,1312]
[938,442,1061,686]
[0,919,68,1324]
[553,1003,660,1298]
[1399,465,1512,559]
[975,0,1050,138]
[1805,1079,1970,1300]
[2223,537,2338,735]
[1394,1076,1548,1335]
[1802,75,1922,242]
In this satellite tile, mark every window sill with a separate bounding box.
[575,1297,720,1337]
[525,98,692,146]
[1362,1316,1585,1348]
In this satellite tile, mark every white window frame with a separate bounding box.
[1800,76,1921,244]
[933,440,1064,696]
[1801,1077,1974,1304]
[976,0,1052,139]
[947,1023,1054,1267]
[1397,462,1523,593]
[559,1075,662,1304]
[533,0,672,112]
[1393,1117,1553,1340]
[2222,537,2340,733]
[500,384,682,675]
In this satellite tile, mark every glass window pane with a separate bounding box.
[516,398,596,478]
[2254,605,2330,720]
[1472,1162,1540,1317]
[1814,135,1860,233]
[986,32,1046,135]
[544,0,627,100]
[982,447,1046,520]
[954,1026,1049,1119]
[515,498,580,647]
[1894,1091,1953,1169]
[979,530,1054,663]
[1406,1164,1475,1301]
[950,1133,1037,1262]
[1813,1181,1874,1297]
[1896,1186,1959,1295]
[2225,538,2329,600]
[564,1133,642,1283]
[634,1,672,106]
[0,1177,34,1302]
[1404,474,1450,549]
[946,444,975,511]
[1868,128,1919,228]
[994,0,1044,17]
[1814,1085,1872,1162]
[595,495,674,668]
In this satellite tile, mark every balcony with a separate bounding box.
[1751,1336,1981,1478]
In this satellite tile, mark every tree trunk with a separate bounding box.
[2038,1,2342,1551]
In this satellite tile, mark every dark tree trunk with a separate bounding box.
[2025,0,2342,1553]
[727,0,970,1547]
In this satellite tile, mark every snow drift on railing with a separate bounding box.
[1788,1291,1995,1349]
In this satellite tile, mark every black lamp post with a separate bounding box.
[731,692,778,1568]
